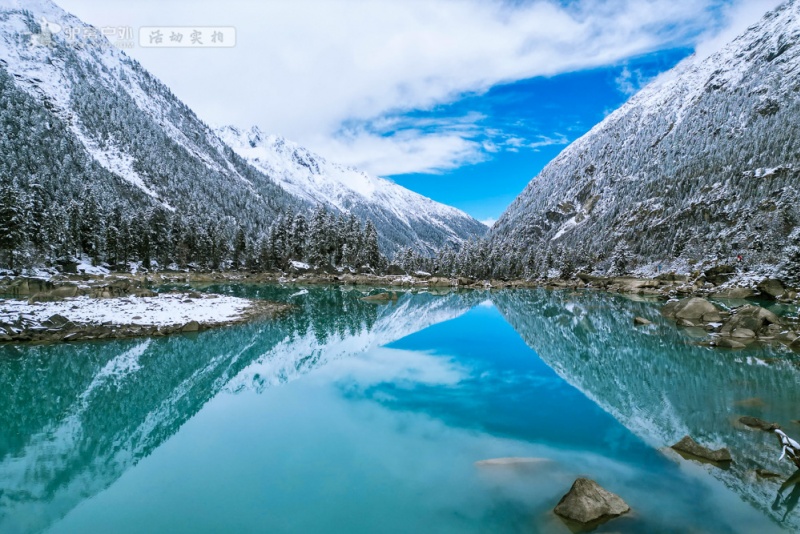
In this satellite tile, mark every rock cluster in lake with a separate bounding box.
[662,297,799,350]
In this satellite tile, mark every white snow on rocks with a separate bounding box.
[0,293,254,327]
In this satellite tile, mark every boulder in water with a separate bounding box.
[553,478,630,526]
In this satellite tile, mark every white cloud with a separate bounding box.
[309,126,487,176]
[56,0,780,176]
[480,218,497,228]
[694,0,783,60]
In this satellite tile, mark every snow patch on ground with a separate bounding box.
[0,294,254,327]
[75,262,109,276]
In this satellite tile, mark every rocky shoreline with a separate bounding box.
[142,269,798,303]
[1,270,798,348]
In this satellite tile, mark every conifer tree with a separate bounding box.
[0,183,26,270]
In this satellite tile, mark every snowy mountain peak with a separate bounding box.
[217,125,487,255]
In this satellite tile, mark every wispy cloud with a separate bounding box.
[528,133,570,151]
[614,66,646,95]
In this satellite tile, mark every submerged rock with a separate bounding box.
[360,292,399,302]
[474,457,553,467]
[755,468,782,479]
[713,337,747,349]
[633,316,652,326]
[739,416,780,431]
[671,435,732,463]
[554,478,630,526]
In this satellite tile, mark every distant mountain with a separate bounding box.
[490,0,800,278]
[217,126,487,256]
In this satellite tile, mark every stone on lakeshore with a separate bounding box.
[554,478,630,526]
[181,320,200,332]
[731,328,756,339]
[704,265,736,285]
[671,435,732,463]
[758,278,785,300]
[662,297,719,320]
[703,311,724,322]
[721,305,782,336]
[43,314,70,327]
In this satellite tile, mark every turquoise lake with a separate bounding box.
[2,286,800,533]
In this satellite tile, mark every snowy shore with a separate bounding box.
[0,293,292,343]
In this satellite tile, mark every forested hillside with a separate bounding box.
[488,0,800,281]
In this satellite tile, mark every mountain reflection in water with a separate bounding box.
[1,286,798,533]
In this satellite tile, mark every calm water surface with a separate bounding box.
[2,286,800,533]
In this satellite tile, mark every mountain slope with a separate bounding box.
[216,126,487,256]
[491,0,800,277]
[0,0,302,231]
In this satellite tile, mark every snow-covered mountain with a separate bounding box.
[217,126,486,256]
[491,0,800,277]
[0,0,301,229]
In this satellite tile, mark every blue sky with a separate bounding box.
[391,47,693,223]
[59,0,782,224]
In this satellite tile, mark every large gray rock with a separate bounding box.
[721,305,782,335]
[758,278,785,299]
[662,297,719,320]
[671,435,732,463]
[553,478,630,525]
